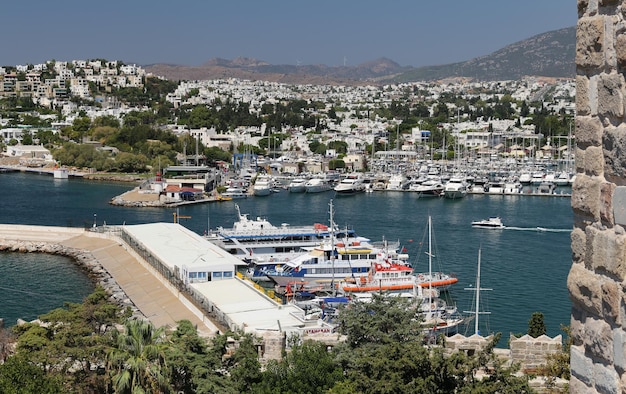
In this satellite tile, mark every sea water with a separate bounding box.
[0,172,573,338]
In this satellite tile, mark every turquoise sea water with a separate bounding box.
[0,172,573,339]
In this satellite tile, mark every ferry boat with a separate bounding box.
[265,238,404,286]
[207,203,373,280]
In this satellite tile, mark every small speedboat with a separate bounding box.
[471,217,505,229]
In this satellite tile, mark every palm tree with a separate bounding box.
[107,319,169,393]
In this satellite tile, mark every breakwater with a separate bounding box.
[0,238,143,322]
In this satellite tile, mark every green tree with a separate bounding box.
[166,321,237,394]
[0,354,64,394]
[528,312,547,338]
[107,319,170,394]
[259,338,344,393]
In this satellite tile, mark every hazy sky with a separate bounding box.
[2,0,576,68]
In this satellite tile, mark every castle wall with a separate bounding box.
[571,1,626,392]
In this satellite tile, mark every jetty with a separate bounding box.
[0,223,336,359]
[0,224,217,336]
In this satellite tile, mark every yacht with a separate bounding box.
[287,177,308,193]
[334,174,366,194]
[304,177,332,193]
[386,173,409,191]
[413,178,444,198]
[221,187,248,199]
[443,176,468,199]
[518,171,532,185]
[503,180,522,194]
[253,174,273,196]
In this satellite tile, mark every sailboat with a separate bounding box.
[420,216,466,337]
[463,247,492,336]
[414,217,459,289]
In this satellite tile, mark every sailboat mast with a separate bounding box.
[475,248,481,335]
[329,200,335,293]
[428,216,433,307]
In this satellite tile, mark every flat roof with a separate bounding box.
[123,222,239,272]
[191,279,307,333]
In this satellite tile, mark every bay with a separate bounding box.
[0,172,573,339]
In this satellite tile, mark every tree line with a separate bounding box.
[0,288,569,393]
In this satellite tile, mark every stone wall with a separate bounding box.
[570,1,626,392]
[509,334,563,372]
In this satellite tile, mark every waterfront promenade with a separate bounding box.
[0,224,218,337]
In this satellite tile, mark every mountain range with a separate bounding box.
[144,26,575,84]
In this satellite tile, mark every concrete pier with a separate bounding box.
[0,224,218,337]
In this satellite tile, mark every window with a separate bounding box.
[223,271,233,278]
[213,272,223,279]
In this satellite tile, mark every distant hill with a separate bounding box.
[144,27,575,84]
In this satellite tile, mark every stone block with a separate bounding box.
[577,17,606,69]
[571,345,595,386]
[617,32,626,69]
[568,263,603,315]
[603,126,626,180]
[615,187,626,226]
[577,76,591,115]
[572,227,587,264]
[576,116,604,148]
[585,146,606,176]
[594,361,620,394]
[575,146,586,173]
[614,329,626,374]
[601,182,616,225]
[602,280,620,323]
[598,73,625,118]
[571,173,603,220]
[590,226,626,279]
[585,317,614,363]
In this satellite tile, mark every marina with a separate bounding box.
[0,171,573,339]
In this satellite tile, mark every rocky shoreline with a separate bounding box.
[0,240,144,321]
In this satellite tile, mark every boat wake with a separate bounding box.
[504,226,571,233]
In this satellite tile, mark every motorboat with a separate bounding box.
[471,217,505,229]
[334,174,365,194]
[536,181,556,195]
[304,177,332,193]
[340,261,416,293]
[412,178,444,198]
[386,173,410,191]
[443,176,468,199]
[221,187,248,199]
[503,180,522,194]
[287,177,308,193]
[252,174,273,196]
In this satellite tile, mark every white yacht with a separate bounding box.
[334,175,365,194]
[413,178,444,198]
[386,173,409,191]
[287,177,308,193]
[503,180,522,194]
[253,174,273,196]
[443,176,468,199]
[304,177,332,193]
[221,187,248,199]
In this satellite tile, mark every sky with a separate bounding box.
[2,0,577,68]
